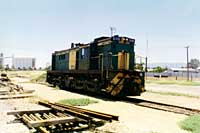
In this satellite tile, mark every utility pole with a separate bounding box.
[110,27,116,37]
[145,37,148,73]
[185,46,189,81]
[145,33,149,80]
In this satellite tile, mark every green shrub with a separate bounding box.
[179,115,200,133]
[152,66,167,73]
[58,98,98,106]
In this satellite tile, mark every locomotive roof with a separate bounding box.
[54,35,135,54]
[94,36,110,42]
[54,44,89,54]
[94,35,135,43]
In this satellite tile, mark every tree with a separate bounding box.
[135,63,144,71]
[5,64,9,70]
[44,65,51,71]
[153,66,167,73]
[190,58,200,69]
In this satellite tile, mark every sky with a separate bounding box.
[0,0,200,68]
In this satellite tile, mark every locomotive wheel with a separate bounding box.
[69,80,76,89]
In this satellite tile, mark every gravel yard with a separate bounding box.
[19,82,190,133]
[0,98,47,133]
[1,75,199,133]
[136,91,200,110]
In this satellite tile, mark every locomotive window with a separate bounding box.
[81,48,88,59]
[81,49,85,57]
[58,54,66,60]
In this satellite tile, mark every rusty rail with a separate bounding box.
[124,97,200,115]
[8,100,118,133]
[38,100,119,121]
[8,109,89,133]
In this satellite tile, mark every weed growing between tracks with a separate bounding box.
[58,98,98,106]
[179,114,200,133]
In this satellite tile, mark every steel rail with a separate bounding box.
[52,102,119,121]
[38,100,119,121]
[123,97,200,115]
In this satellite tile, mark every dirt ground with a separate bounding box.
[146,83,200,97]
[1,73,199,133]
[0,98,48,133]
[136,92,200,110]
[18,82,190,133]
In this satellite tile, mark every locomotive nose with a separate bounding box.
[105,71,145,97]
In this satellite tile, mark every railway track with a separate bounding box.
[124,97,200,116]
[7,100,118,133]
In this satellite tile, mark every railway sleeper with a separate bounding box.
[8,100,119,132]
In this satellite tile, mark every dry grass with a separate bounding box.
[146,77,200,86]
[4,70,46,79]
[147,90,200,98]
[31,72,47,83]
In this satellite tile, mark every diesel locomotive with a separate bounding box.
[47,35,145,97]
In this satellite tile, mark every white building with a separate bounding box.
[170,68,198,73]
[197,67,200,72]
[13,57,36,70]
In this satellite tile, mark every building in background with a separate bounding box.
[13,57,36,70]
[0,53,3,69]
